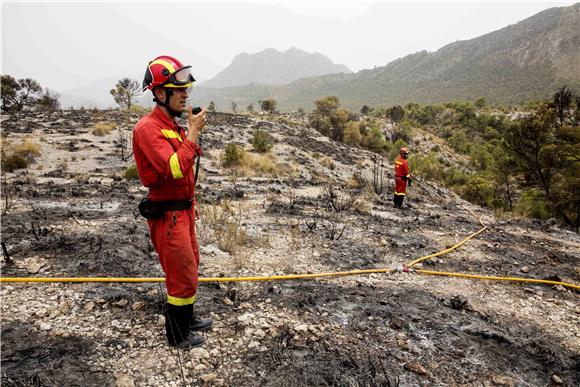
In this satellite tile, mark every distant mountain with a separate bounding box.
[192,4,580,111]
[201,47,351,88]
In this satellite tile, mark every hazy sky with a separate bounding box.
[2,1,574,94]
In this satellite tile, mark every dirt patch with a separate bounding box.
[1,320,114,386]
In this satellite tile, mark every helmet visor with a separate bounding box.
[170,66,195,85]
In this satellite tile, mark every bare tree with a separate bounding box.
[116,127,133,161]
[110,78,141,109]
[1,179,17,215]
[371,155,387,195]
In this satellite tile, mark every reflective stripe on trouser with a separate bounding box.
[395,176,407,196]
[148,208,199,305]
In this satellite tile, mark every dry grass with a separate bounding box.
[347,171,367,189]
[319,156,335,170]
[92,122,116,136]
[1,138,42,172]
[221,144,288,177]
[201,199,248,254]
[129,105,148,114]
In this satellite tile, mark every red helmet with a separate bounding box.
[142,55,195,92]
[400,147,409,156]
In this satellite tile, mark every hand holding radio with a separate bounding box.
[187,105,206,144]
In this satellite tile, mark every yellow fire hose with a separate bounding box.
[1,208,578,291]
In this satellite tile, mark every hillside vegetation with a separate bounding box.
[194,3,580,111]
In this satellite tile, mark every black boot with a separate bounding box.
[394,195,403,208]
[398,195,405,208]
[190,305,213,332]
[165,303,204,349]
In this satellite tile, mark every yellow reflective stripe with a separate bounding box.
[150,59,176,73]
[164,82,193,88]
[394,192,406,196]
[161,129,183,142]
[395,161,403,165]
[169,153,184,179]
[167,294,196,306]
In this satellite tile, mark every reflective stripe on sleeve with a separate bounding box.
[167,294,196,306]
[169,153,184,179]
[395,161,403,165]
[161,129,183,142]
[394,192,406,196]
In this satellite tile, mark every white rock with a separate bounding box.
[26,257,44,274]
[39,323,51,331]
[194,364,207,371]
[200,373,217,383]
[113,299,129,308]
[248,341,260,349]
[295,324,309,332]
[84,302,95,312]
[157,315,165,326]
[190,347,209,359]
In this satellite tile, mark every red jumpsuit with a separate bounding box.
[394,155,410,196]
[133,106,202,306]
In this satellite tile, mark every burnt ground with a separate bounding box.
[1,110,579,386]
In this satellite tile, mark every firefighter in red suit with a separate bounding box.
[394,147,412,208]
[133,55,212,349]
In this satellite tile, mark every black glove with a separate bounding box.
[402,175,408,181]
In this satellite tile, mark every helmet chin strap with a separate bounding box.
[153,88,183,118]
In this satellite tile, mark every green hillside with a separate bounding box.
[192,4,579,112]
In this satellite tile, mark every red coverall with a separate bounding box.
[133,106,202,306]
[394,155,410,196]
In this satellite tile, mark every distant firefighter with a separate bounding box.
[393,147,411,208]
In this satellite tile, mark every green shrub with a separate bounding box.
[124,165,139,180]
[343,121,362,146]
[362,126,387,154]
[221,143,246,168]
[460,175,494,207]
[448,130,470,154]
[92,122,116,136]
[516,189,551,219]
[252,130,273,153]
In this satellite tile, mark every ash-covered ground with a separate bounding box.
[1,110,579,386]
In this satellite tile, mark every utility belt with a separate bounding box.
[138,198,193,220]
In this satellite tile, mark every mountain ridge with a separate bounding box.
[193,3,580,111]
[201,47,351,88]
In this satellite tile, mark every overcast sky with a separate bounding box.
[2,1,574,94]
